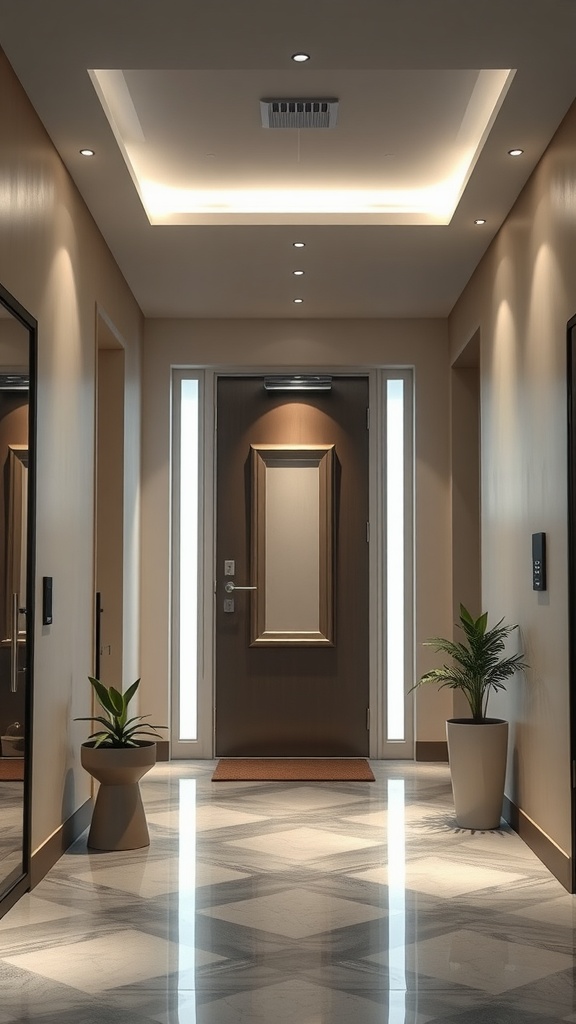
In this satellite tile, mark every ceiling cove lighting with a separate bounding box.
[79,148,95,157]
[291,53,310,63]
[91,67,514,225]
[508,148,524,157]
[264,375,332,392]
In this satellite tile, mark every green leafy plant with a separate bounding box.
[411,604,527,720]
[76,676,166,748]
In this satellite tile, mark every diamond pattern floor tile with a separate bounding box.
[226,826,382,861]
[199,886,386,937]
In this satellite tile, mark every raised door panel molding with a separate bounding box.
[250,444,334,646]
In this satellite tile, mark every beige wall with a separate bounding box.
[141,318,454,745]
[449,102,576,856]
[0,52,143,857]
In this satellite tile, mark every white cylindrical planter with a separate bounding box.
[446,718,509,830]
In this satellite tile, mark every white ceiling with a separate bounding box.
[0,0,576,319]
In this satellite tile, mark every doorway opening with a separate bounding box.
[450,332,481,720]
[94,311,125,689]
[171,368,414,759]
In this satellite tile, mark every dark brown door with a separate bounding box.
[215,375,369,756]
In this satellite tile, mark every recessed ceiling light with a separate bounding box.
[293,270,304,276]
[293,241,305,248]
[294,298,304,303]
[79,148,95,157]
[474,218,486,225]
[508,148,524,157]
[291,53,310,63]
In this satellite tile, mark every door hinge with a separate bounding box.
[366,521,370,543]
[366,707,370,731]
[572,760,576,788]
[366,407,370,430]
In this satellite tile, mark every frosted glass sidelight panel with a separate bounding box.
[265,464,320,632]
[250,445,334,646]
[179,379,199,740]
[387,379,405,741]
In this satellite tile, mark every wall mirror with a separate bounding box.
[0,283,36,916]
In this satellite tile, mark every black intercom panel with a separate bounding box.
[42,576,53,625]
[532,533,546,591]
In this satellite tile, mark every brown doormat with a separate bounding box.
[0,758,24,781]
[212,758,375,782]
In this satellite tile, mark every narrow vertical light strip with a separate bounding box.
[388,778,407,1022]
[179,379,199,739]
[178,778,197,1021]
[387,379,405,740]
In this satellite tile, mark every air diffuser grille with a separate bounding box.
[260,99,339,129]
[264,375,332,392]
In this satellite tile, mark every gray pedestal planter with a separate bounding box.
[81,741,156,850]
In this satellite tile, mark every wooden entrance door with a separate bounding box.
[215,376,369,756]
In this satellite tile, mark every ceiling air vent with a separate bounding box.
[260,99,339,129]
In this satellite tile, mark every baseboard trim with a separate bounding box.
[156,740,170,762]
[503,795,572,892]
[415,741,449,763]
[30,798,93,889]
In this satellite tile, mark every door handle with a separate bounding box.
[224,582,257,593]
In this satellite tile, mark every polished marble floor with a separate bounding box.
[0,760,574,1022]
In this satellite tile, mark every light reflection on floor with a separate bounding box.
[0,760,573,1022]
[388,778,406,1023]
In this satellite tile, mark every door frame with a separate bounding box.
[566,314,576,893]
[94,312,126,690]
[170,365,414,760]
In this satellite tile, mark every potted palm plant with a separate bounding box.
[412,605,527,829]
[76,676,166,850]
